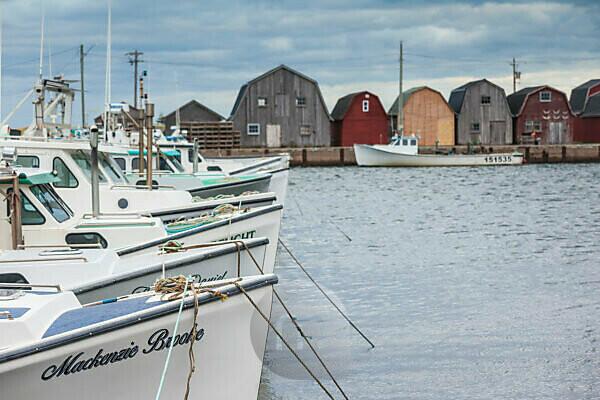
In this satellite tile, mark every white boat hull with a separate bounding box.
[0,276,275,400]
[354,144,524,167]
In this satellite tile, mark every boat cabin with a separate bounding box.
[384,135,419,155]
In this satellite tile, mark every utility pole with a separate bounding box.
[126,50,144,108]
[510,57,521,93]
[80,44,86,128]
[397,40,404,135]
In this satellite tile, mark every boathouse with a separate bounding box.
[330,91,388,146]
[570,79,600,142]
[388,86,455,146]
[449,79,513,145]
[161,100,224,135]
[507,86,574,144]
[229,64,332,148]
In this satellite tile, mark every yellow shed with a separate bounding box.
[389,86,455,146]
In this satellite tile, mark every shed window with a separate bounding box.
[481,96,491,105]
[525,120,542,132]
[362,100,369,112]
[247,124,260,136]
[300,125,312,136]
[257,97,267,107]
[296,97,306,107]
[471,123,481,132]
[539,91,551,102]
[65,233,108,249]
[16,155,40,168]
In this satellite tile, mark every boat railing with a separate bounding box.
[110,184,176,190]
[0,256,88,264]
[0,282,62,292]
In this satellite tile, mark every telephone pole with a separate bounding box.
[80,44,86,128]
[510,57,521,93]
[126,50,144,108]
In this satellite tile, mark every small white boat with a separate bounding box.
[0,237,270,304]
[0,274,276,399]
[354,135,524,167]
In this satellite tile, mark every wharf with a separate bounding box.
[202,144,600,167]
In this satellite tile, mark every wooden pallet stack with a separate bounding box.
[183,121,241,149]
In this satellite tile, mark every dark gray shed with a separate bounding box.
[229,64,332,148]
[161,100,224,134]
[449,79,513,144]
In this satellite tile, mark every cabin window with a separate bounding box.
[402,139,408,145]
[159,156,175,172]
[187,149,203,164]
[257,97,267,107]
[410,139,417,146]
[362,100,369,112]
[300,125,312,136]
[52,157,79,188]
[481,96,491,105]
[99,154,127,184]
[132,157,147,171]
[70,151,107,183]
[165,154,184,172]
[6,189,45,225]
[16,155,40,168]
[247,124,260,136]
[539,91,551,102]
[471,123,481,132]
[113,157,126,171]
[30,184,71,223]
[296,97,306,107]
[0,273,29,284]
[65,233,108,249]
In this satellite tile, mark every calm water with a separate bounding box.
[258,164,600,400]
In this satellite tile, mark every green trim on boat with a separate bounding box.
[18,172,60,185]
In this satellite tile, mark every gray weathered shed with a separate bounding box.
[449,79,513,144]
[161,100,224,135]
[229,65,332,148]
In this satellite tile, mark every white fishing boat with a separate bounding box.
[354,135,524,167]
[0,274,276,399]
[0,237,270,304]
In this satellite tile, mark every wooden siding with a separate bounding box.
[514,88,574,144]
[231,67,331,148]
[163,101,223,134]
[456,81,513,145]
[404,87,454,146]
[333,92,389,146]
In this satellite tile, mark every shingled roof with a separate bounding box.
[448,79,505,114]
[331,92,360,120]
[162,100,224,121]
[387,86,451,116]
[570,79,600,115]
[507,86,543,116]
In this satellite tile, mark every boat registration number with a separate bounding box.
[484,155,512,163]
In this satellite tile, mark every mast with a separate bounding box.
[38,2,45,81]
[80,44,86,128]
[0,3,3,123]
[103,0,112,137]
[397,40,404,136]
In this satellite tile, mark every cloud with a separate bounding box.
[262,37,293,52]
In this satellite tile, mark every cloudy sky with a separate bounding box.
[1,0,599,127]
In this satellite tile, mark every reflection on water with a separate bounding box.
[259,164,600,400]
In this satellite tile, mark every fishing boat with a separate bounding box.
[0,274,276,399]
[354,135,524,167]
[0,237,270,304]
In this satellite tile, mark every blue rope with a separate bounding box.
[154,276,190,400]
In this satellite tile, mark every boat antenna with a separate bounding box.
[38,0,45,82]
[397,40,404,136]
[103,0,112,138]
[0,1,3,123]
[175,72,180,134]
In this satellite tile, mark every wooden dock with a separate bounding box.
[201,144,600,166]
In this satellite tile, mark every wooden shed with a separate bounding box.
[507,86,574,144]
[161,100,224,135]
[570,79,600,142]
[388,86,455,146]
[229,64,332,148]
[449,79,513,145]
[330,91,388,146]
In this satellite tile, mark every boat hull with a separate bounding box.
[354,144,524,167]
[0,277,275,400]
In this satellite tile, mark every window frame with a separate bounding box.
[113,157,126,171]
[471,122,481,132]
[16,155,40,168]
[247,123,260,136]
[296,97,306,107]
[29,184,72,223]
[6,189,46,226]
[300,125,312,136]
[52,157,79,189]
[362,100,369,112]
[257,97,267,107]
[481,95,491,105]
[539,91,552,102]
[65,233,108,249]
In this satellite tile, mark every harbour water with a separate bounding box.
[260,164,600,399]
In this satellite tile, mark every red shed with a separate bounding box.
[507,85,574,144]
[570,79,600,142]
[331,91,389,146]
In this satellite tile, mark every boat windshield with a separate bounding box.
[70,150,107,183]
[165,154,185,172]
[99,153,128,183]
[30,184,72,223]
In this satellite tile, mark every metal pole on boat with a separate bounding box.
[11,173,23,250]
[145,102,154,189]
[90,125,100,217]
[192,138,199,173]
[397,40,404,136]
[138,110,145,176]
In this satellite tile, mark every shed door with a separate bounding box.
[489,121,506,144]
[548,122,565,144]
[266,124,281,148]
